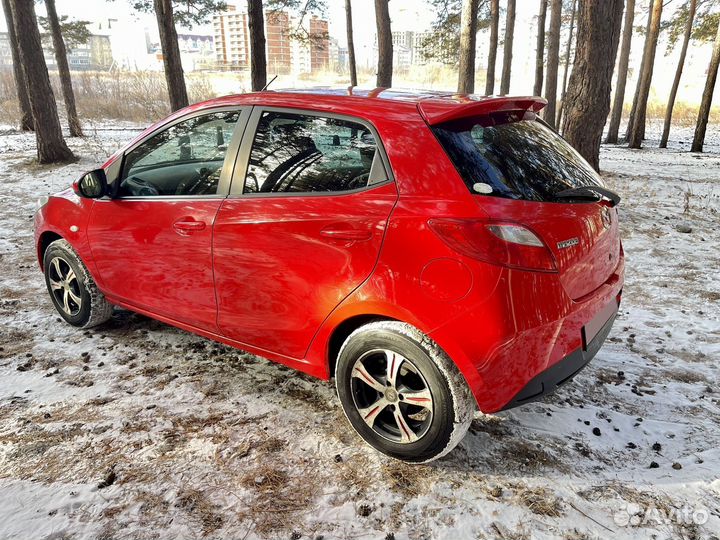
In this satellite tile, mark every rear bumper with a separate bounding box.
[499,300,618,410]
[427,251,624,413]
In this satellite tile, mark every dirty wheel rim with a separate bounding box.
[350,349,434,444]
[48,256,82,316]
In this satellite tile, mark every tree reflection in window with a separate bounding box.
[433,112,603,202]
[119,111,239,197]
[245,112,379,194]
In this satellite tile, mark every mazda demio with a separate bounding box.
[34,89,624,462]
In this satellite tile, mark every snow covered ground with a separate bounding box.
[0,120,719,540]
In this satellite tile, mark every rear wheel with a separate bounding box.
[335,321,475,463]
[43,239,113,328]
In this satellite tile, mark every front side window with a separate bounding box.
[118,110,240,197]
[432,111,604,202]
[244,111,387,194]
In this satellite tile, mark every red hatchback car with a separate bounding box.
[34,89,624,462]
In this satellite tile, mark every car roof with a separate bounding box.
[190,87,547,126]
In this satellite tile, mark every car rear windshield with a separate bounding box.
[432,111,604,202]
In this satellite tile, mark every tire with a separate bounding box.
[335,321,475,463]
[43,239,113,328]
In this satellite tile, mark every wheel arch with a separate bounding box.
[327,314,399,379]
[314,304,488,412]
[37,230,64,270]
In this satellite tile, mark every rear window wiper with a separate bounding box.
[555,186,621,207]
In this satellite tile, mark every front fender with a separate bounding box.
[34,191,98,282]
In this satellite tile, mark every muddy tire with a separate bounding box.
[43,239,113,328]
[336,321,475,463]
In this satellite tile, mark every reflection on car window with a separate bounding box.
[432,113,603,202]
[118,111,240,197]
[244,112,384,194]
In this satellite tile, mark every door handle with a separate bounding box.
[173,218,206,236]
[320,226,372,241]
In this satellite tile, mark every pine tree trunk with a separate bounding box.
[8,0,73,163]
[375,0,393,87]
[605,0,635,144]
[691,18,720,152]
[45,0,82,137]
[627,0,663,148]
[563,0,624,171]
[154,0,188,110]
[534,0,548,96]
[485,0,499,95]
[557,0,577,131]
[458,0,479,93]
[543,0,562,128]
[1,0,33,131]
[499,0,516,95]
[345,0,357,87]
[624,0,654,142]
[660,0,697,148]
[247,0,267,91]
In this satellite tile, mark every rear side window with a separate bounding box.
[244,111,387,194]
[432,112,604,202]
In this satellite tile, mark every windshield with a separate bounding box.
[432,112,604,202]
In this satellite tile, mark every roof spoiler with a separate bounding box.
[418,96,547,126]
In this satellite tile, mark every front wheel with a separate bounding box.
[335,321,475,463]
[43,239,113,328]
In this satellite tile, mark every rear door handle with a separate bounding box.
[320,227,372,241]
[173,218,206,236]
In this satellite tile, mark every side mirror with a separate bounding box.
[73,169,107,199]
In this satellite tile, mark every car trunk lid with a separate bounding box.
[428,107,621,300]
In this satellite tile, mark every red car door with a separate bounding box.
[213,108,397,359]
[87,108,248,331]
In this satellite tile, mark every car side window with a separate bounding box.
[118,111,240,197]
[244,111,388,194]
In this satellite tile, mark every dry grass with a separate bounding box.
[381,461,438,498]
[665,368,708,384]
[2,69,718,127]
[175,488,224,535]
[238,463,319,535]
[515,487,565,517]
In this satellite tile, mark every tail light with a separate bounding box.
[427,219,557,273]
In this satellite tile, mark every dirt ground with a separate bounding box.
[0,122,719,540]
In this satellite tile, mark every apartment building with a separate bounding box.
[213,6,329,74]
[213,6,250,68]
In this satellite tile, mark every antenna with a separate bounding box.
[261,75,278,92]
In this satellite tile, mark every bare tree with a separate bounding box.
[458,0,479,93]
[624,0,654,142]
[563,0,624,170]
[247,0,267,91]
[1,0,33,130]
[345,0,357,86]
[534,0,548,96]
[499,0,516,95]
[543,0,562,127]
[557,0,577,130]
[627,0,663,148]
[45,0,82,136]
[660,0,697,148]
[375,0,392,87]
[485,0,499,94]
[153,0,189,110]
[8,0,73,163]
[691,16,720,152]
[605,0,635,143]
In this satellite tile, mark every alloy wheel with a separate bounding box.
[48,256,82,316]
[350,349,434,444]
